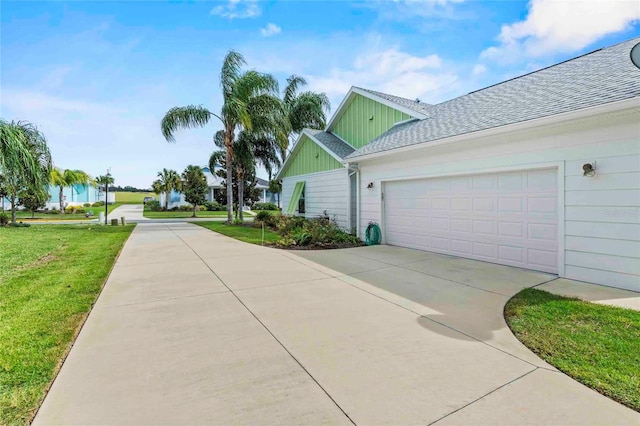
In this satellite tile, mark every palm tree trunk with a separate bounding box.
[59,187,64,214]
[237,168,244,223]
[164,191,169,210]
[10,194,16,223]
[225,138,234,224]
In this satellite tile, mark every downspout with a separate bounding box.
[347,163,359,236]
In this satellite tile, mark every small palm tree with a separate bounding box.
[279,75,330,161]
[50,169,92,213]
[152,168,180,210]
[161,50,282,223]
[0,120,52,222]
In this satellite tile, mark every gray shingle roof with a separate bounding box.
[347,38,640,159]
[305,129,356,159]
[357,87,433,115]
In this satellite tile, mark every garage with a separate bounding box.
[383,168,559,273]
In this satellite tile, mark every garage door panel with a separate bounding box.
[384,169,558,274]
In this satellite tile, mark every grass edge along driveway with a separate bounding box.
[505,288,640,412]
[195,221,279,245]
[0,224,135,425]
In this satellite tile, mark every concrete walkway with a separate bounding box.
[34,223,640,425]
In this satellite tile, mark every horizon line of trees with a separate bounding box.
[161,50,329,224]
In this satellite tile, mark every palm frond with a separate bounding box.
[161,105,213,142]
[283,75,307,106]
[220,50,246,101]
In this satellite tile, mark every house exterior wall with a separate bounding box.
[282,168,350,229]
[331,94,412,149]
[281,135,343,178]
[357,109,640,291]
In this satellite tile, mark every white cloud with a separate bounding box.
[305,47,456,105]
[472,64,486,75]
[482,0,640,62]
[210,0,261,19]
[260,23,281,37]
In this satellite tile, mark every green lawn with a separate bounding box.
[0,224,135,424]
[10,203,126,222]
[195,221,280,245]
[505,288,640,412]
[114,192,155,203]
[143,210,231,219]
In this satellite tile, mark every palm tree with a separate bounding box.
[161,50,282,223]
[279,75,330,161]
[96,174,114,188]
[0,120,52,222]
[152,168,180,210]
[50,169,92,213]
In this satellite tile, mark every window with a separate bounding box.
[298,188,305,214]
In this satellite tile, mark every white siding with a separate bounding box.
[358,110,640,291]
[282,168,350,229]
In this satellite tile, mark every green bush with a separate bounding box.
[178,204,193,212]
[145,200,161,211]
[253,202,278,211]
[0,212,8,226]
[92,201,105,207]
[7,222,30,227]
[275,216,360,248]
[75,208,85,214]
[83,203,91,207]
[255,210,272,223]
[203,201,224,211]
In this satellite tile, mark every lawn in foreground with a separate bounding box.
[0,224,135,425]
[195,221,279,245]
[505,288,640,412]
[143,210,230,219]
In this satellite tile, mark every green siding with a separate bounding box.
[332,94,412,149]
[282,135,343,178]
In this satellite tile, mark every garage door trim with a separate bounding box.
[380,162,565,276]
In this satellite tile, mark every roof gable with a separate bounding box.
[276,132,346,180]
[327,91,420,149]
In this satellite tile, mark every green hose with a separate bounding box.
[365,222,381,246]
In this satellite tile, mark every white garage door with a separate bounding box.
[384,169,559,273]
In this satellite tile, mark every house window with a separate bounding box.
[298,188,305,214]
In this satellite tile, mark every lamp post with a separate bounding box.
[104,169,111,225]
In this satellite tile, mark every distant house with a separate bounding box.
[158,165,275,210]
[1,184,113,211]
[276,37,640,292]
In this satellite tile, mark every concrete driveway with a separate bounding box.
[34,223,639,425]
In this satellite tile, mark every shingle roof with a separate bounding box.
[305,129,356,159]
[347,38,640,160]
[357,87,433,115]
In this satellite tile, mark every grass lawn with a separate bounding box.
[0,224,135,424]
[10,203,126,222]
[143,210,230,219]
[505,288,640,412]
[196,221,280,245]
[114,191,154,203]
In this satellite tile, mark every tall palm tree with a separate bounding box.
[50,169,92,213]
[0,120,52,222]
[161,50,282,223]
[279,75,330,161]
[152,168,180,210]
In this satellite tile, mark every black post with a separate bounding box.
[104,170,111,225]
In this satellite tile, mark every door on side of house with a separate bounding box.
[383,168,559,273]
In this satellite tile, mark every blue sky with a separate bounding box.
[2,0,639,188]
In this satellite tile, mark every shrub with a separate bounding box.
[75,208,85,214]
[178,204,193,212]
[253,202,278,211]
[0,212,8,226]
[83,203,91,207]
[255,210,272,223]
[92,201,105,207]
[145,200,161,211]
[275,216,360,248]
[203,201,224,211]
